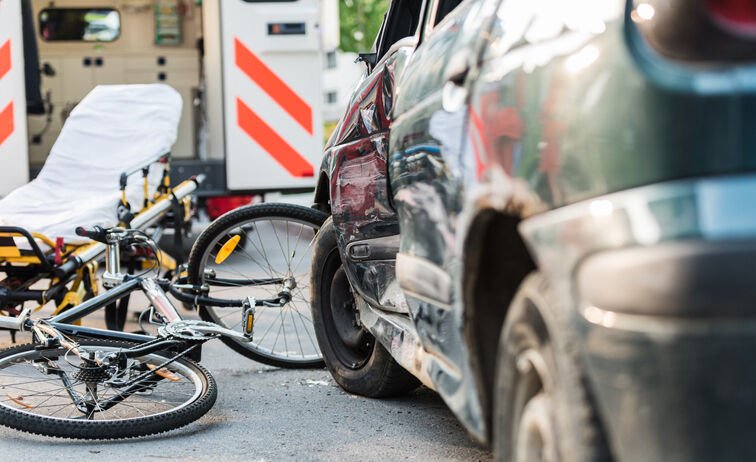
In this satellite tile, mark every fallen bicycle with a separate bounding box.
[0,223,317,439]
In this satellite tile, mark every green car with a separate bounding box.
[312,0,756,460]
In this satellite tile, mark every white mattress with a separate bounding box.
[0,84,182,245]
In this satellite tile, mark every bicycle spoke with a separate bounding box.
[194,208,324,364]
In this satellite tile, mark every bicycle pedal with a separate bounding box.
[148,364,181,382]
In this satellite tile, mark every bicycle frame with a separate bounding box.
[0,221,298,370]
[50,278,176,343]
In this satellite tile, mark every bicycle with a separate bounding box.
[0,223,317,439]
[103,202,327,368]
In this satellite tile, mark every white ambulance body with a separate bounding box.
[0,0,337,197]
[0,0,30,194]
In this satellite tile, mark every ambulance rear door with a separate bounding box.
[0,0,30,196]
[213,0,324,192]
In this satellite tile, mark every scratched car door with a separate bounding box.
[389,0,495,368]
[328,0,423,313]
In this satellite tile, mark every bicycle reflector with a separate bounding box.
[215,234,241,264]
[243,305,256,339]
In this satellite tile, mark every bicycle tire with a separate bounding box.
[187,203,326,368]
[0,339,217,439]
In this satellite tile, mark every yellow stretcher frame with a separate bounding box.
[0,152,203,320]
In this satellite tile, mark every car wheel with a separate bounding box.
[493,272,611,462]
[311,218,420,397]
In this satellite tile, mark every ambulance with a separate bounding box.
[0,0,339,197]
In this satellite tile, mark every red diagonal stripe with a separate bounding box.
[0,102,14,146]
[237,99,314,178]
[0,40,10,80]
[235,38,313,135]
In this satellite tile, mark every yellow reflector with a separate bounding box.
[215,235,241,264]
[245,311,254,334]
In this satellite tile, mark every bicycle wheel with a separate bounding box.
[0,339,216,439]
[187,203,326,368]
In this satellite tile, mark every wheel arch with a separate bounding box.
[461,207,537,442]
[313,171,331,215]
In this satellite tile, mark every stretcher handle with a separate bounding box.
[75,226,108,244]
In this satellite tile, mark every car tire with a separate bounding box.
[493,272,611,462]
[311,217,420,398]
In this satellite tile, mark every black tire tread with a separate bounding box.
[0,339,217,440]
[311,218,420,398]
[493,272,611,461]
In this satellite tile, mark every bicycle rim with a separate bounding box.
[0,342,212,437]
[196,211,323,367]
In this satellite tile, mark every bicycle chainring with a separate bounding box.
[158,320,220,341]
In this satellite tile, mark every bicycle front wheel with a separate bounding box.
[0,339,217,439]
[188,203,326,368]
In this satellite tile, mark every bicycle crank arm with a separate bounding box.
[189,324,253,343]
[159,319,253,343]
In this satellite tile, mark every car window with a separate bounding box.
[377,0,424,59]
[396,0,488,113]
[422,0,465,40]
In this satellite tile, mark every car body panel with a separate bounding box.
[470,0,756,213]
[465,0,756,457]
[320,0,756,455]
[386,0,499,439]
[318,34,416,312]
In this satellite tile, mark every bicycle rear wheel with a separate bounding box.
[0,339,216,439]
[187,203,326,368]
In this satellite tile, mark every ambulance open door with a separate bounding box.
[0,0,30,196]
[205,0,324,192]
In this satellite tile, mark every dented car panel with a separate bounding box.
[320,0,756,456]
[318,44,416,312]
[387,0,499,440]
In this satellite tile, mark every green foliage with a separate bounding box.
[339,0,390,53]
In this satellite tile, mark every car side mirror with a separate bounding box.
[355,52,378,70]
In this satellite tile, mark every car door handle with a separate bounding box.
[444,53,471,86]
[442,80,468,113]
[442,54,470,112]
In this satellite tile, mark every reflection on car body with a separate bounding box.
[313,0,756,460]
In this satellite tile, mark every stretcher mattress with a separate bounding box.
[0,84,182,245]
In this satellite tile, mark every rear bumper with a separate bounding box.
[578,239,756,462]
[582,313,756,462]
[519,173,756,461]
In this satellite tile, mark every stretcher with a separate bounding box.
[0,84,202,322]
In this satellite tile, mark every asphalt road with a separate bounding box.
[0,331,491,462]
[0,200,491,461]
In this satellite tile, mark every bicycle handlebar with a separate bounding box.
[75,225,108,243]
